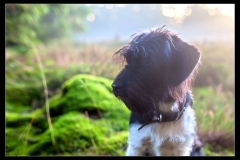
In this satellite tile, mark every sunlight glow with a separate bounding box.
[162,8,175,17]
[204,4,234,18]
[86,13,95,22]
[160,4,192,23]
[160,4,234,23]
[218,4,234,18]
[92,4,234,23]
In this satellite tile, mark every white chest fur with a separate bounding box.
[126,105,196,156]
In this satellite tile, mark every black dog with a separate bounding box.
[112,26,203,156]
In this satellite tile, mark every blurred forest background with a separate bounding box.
[6,4,234,156]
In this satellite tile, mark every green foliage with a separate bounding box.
[204,144,234,156]
[193,87,234,133]
[192,87,234,155]
[6,4,48,48]
[5,4,91,52]
[33,4,90,43]
[5,52,102,110]
[6,55,44,107]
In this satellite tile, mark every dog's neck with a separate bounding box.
[158,91,193,113]
[158,101,179,113]
[138,92,192,130]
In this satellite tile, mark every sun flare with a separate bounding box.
[159,4,234,23]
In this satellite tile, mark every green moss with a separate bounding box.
[6,74,131,156]
[27,112,110,155]
[44,74,130,123]
[6,111,32,127]
[97,131,128,156]
[6,110,47,130]
[5,101,31,113]
[6,125,41,156]
[11,109,129,156]
[59,74,114,112]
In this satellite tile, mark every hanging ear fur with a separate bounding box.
[166,36,201,87]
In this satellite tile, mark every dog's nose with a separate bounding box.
[111,83,121,95]
[111,83,121,90]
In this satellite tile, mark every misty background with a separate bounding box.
[74,4,234,42]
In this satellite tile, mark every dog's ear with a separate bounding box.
[167,36,201,87]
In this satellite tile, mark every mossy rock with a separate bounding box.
[6,110,46,155]
[6,125,42,156]
[6,111,35,127]
[6,101,31,113]
[44,74,129,127]
[6,109,48,131]
[22,74,130,133]
[25,112,128,155]
[6,74,130,156]
[97,131,128,156]
[76,131,128,156]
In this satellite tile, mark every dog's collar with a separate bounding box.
[138,93,192,130]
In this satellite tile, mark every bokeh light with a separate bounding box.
[86,13,95,22]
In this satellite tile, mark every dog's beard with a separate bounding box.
[118,84,159,122]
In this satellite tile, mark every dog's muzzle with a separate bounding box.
[111,83,122,97]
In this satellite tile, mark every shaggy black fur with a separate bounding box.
[112,26,200,123]
[111,26,203,156]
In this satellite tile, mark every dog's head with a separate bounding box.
[112,26,200,122]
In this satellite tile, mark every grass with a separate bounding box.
[193,87,234,133]
[193,87,234,155]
